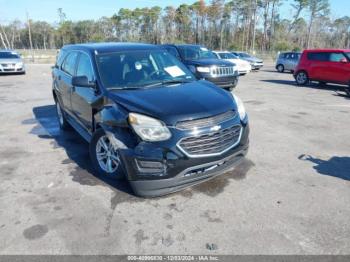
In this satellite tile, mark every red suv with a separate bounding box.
[294,49,350,95]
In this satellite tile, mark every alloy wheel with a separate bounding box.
[95,135,120,173]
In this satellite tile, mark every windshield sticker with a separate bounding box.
[135,61,142,70]
[164,66,185,77]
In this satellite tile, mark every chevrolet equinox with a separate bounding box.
[52,43,249,197]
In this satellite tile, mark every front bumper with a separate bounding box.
[203,75,238,89]
[120,121,249,197]
[251,63,263,70]
[0,65,25,73]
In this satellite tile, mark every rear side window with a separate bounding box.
[62,52,78,76]
[307,52,328,61]
[76,53,95,81]
[329,52,347,62]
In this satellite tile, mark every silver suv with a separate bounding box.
[275,52,301,73]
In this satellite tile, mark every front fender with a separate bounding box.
[94,104,128,131]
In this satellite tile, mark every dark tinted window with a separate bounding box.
[329,52,347,62]
[165,46,180,59]
[62,52,78,75]
[0,52,20,59]
[177,46,216,60]
[76,53,94,81]
[307,52,328,61]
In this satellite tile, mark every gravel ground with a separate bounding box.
[0,64,349,255]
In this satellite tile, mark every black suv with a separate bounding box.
[52,43,249,197]
[161,44,239,90]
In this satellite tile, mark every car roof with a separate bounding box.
[61,42,159,55]
[213,50,230,53]
[162,44,206,48]
[303,49,350,53]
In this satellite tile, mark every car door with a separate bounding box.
[327,52,350,84]
[70,52,98,131]
[59,51,79,115]
[307,52,329,81]
[284,53,292,70]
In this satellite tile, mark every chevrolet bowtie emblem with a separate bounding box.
[210,125,221,132]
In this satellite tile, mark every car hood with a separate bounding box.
[225,59,249,67]
[0,58,22,64]
[245,57,263,63]
[184,58,234,67]
[108,80,236,126]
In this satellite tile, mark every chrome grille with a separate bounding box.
[1,63,15,67]
[176,111,236,130]
[178,125,242,157]
[211,66,235,77]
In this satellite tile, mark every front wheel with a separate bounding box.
[90,129,125,180]
[295,71,309,86]
[345,86,350,97]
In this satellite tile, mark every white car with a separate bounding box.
[213,51,251,75]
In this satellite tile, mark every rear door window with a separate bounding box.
[62,52,78,76]
[307,52,329,61]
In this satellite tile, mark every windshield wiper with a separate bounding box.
[143,79,193,88]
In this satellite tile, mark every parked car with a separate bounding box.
[161,44,239,90]
[294,49,350,89]
[52,43,249,197]
[0,50,25,74]
[213,51,251,75]
[231,52,263,70]
[275,52,301,73]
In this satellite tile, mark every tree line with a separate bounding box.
[0,0,349,52]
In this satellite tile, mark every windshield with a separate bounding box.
[96,50,195,89]
[345,52,350,60]
[238,53,251,58]
[177,46,217,60]
[219,52,237,59]
[0,52,20,59]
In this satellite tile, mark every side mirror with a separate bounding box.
[340,58,348,63]
[72,75,96,88]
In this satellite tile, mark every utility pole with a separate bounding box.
[26,11,34,62]
[252,0,258,54]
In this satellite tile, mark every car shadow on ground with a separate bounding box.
[298,154,350,181]
[30,105,135,196]
[261,79,347,92]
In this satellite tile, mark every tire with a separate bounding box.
[89,129,125,180]
[55,98,70,130]
[295,71,309,86]
[232,77,238,88]
[277,64,284,73]
[345,85,350,97]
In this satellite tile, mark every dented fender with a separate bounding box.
[94,104,128,131]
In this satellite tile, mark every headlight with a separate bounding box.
[129,113,171,141]
[196,66,211,73]
[233,94,247,120]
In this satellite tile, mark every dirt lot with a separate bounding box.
[0,64,349,255]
